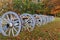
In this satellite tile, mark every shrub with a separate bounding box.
[13,0,45,14]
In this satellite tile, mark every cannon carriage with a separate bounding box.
[0,11,55,37]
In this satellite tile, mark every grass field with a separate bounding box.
[0,17,60,40]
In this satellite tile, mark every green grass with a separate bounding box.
[0,17,60,40]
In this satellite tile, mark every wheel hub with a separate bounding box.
[7,23,13,28]
[9,23,13,27]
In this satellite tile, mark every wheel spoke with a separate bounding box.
[13,27,17,32]
[8,29,11,36]
[14,23,19,26]
[14,20,19,23]
[10,14,13,20]
[14,26,19,28]
[3,18,9,23]
[12,28,14,36]
[6,15,9,20]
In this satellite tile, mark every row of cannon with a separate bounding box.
[0,11,55,37]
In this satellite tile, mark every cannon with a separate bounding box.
[1,11,21,37]
[0,11,55,37]
[33,14,42,26]
[20,13,35,32]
